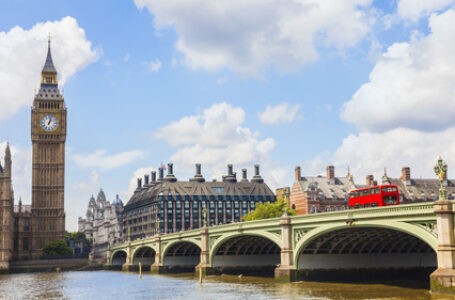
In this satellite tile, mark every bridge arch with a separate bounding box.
[209,232,281,276]
[132,246,156,266]
[209,231,282,265]
[294,221,437,271]
[162,240,201,270]
[111,249,127,266]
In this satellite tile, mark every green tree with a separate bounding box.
[42,239,73,257]
[65,231,90,248]
[242,199,296,221]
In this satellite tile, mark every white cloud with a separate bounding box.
[397,0,454,22]
[123,166,157,200]
[154,102,276,181]
[303,127,455,184]
[73,149,145,170]
[144,59,162,72]
[71,170,101,192]
[134,0,375,77]
[0,142,32,204]
[341,9,455,132]
[0,16,99,121]
[67,170,101,230]
[258,103,301,125]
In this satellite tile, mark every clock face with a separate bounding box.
[40,114,58,132]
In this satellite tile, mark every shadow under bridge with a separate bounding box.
[211,235,281,277]
[296,227,437,284]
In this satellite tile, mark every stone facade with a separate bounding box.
[30,39,67,259]
[0,145,13,271]
[78,190,124,259]
[0,40,68,268]
[123,163,276,241]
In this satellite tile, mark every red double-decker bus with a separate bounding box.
[348,185,400,209]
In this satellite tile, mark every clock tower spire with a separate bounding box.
[30,37,67,259]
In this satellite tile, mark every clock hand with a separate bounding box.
[47,119,51,126]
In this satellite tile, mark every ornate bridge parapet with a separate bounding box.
[109,201,453,291]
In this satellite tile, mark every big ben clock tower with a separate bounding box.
[30,39,66,258]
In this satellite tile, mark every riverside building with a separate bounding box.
[290,165,455,216]
[122,163,275,240]
[78,190,124,259]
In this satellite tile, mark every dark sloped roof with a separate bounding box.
[124,180,275,211]
[42,41,57,73]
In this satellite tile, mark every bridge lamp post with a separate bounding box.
[430,156,455,294]
[434,156,448,200]
[281,189,289,217]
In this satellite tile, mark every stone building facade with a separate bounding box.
[0,145,13,271]
[123,163,276,241]
[78,190,124,259]
[30,39,67,258]
[0,40,67,270]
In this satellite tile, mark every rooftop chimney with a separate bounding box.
[224,164,237,183]
[151,171,156,182]
[401,167,411,186]
[366,175,374,186]
[251,164,264,183]
[168,163,173,175]
[326,165,335,184]
[164,163,177,182]
[190,163,205,182]
[144,174,150,186]
[295,166,301,181]
[158,168,164,181]
[241,169,248,182]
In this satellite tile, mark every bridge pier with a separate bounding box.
[430,200,455,294]
[122,240,132,272]
[275,215,297,282]
[195,227,218,276]
[150,236,164,273]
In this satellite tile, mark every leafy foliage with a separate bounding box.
[42,239,73,256]
[65,231,90,248]
[242,199,295,221]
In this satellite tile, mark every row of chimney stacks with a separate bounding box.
[294,165,446,187]
[136,163,263,189]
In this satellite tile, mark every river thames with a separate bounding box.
[1,271,455,300]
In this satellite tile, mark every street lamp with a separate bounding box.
[434,156,448,200]
[282,188,290,217]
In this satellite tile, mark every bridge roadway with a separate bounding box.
[108,200,455,292]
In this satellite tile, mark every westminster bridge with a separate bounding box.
[109,200,455,293]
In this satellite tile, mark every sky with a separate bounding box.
[1,0,455,231]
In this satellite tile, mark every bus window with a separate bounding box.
[355,203,360,209]
[371,202,378,207]
[375,187,380,194]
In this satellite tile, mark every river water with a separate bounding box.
[1,271,455,300]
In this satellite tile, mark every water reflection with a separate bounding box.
[1,271,455,300]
